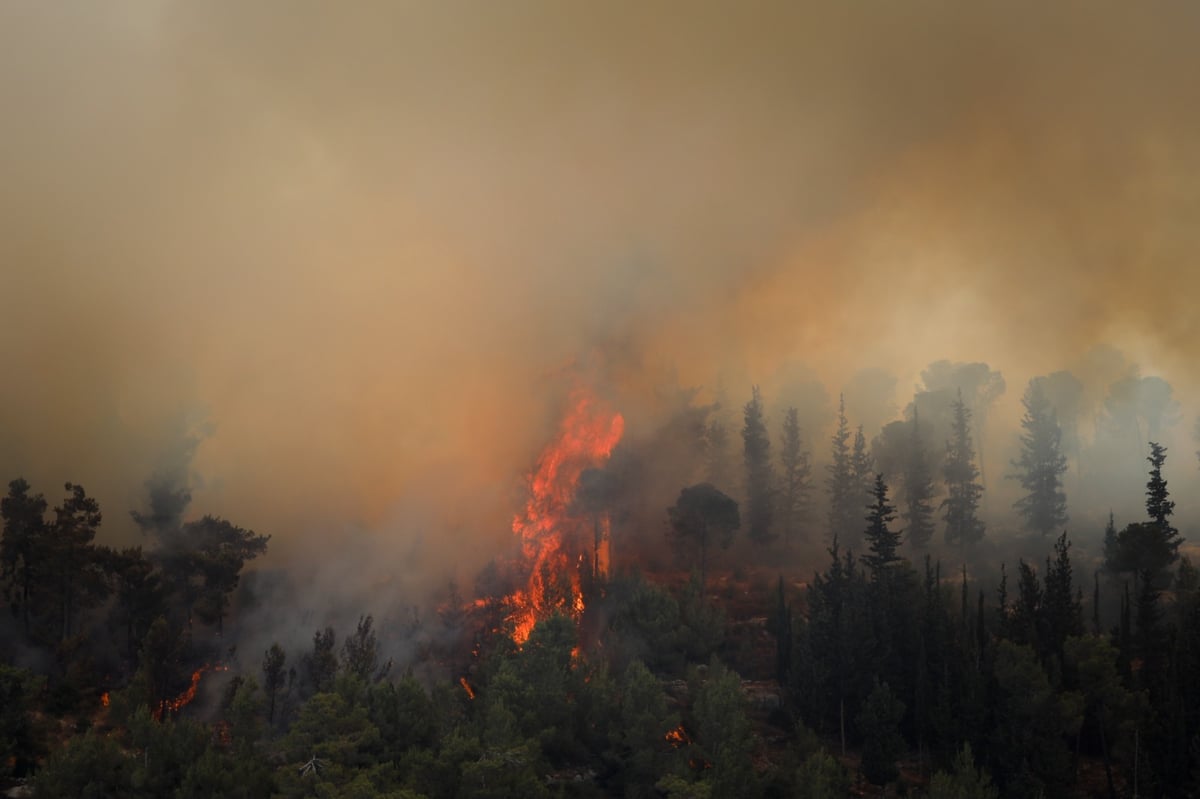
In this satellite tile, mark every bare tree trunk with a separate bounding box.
[840,696,846,757]
[1098,704,1117,799]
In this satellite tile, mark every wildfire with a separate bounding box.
[665,724,690,747]
[459,676,476,700]
[507,388,624,644]
[154,664,229,720]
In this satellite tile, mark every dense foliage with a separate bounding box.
[3,384,1200,798]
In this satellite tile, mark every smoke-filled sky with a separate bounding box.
[2,2,1198,577]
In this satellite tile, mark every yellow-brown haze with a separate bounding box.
[1,2,1198,585]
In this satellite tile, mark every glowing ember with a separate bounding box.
[665,724,690,747]
[100,692,110,708]
[507,388,624,644]
[154,664,229,720]
[459,676,476,700]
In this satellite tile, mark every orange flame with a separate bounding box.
[507,388,624,644]
[665,724,690,747]
[459,676,476,700]
[100,692,110,708]
[154,664,229,720]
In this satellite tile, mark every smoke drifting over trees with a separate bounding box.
[4,4,1200,795]
[2,1,1199,585]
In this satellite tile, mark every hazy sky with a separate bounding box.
[2,2,1197,575]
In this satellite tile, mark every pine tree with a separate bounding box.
[1009,379,1069,536]
[1145,442,1177,540]
[46,483,107,641]
[262,643,286,725]
[826,395,858,546]
[862,474,902,577]
[903,409,936,549]
[1103,512,1117,571]
[778,407,813,544]
[742,386,775,544]
[705,413,734,492]
[996,563,1010,640]
[775,577,793,683]
[1042,532,1082,661]
[851,425,875,508]
[858,677,906,786]
[942,392,985,548]
[1,479,49,639]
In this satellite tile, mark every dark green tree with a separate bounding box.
[919,360,1005,490]
[186,516,269,633]
[32,732,132,798]
[742,386,775,544]
[989,640,1077,797]
[794,749,849,799]
[1,478,49,639]
[1009,379,1069,536]
[928,742,999,799]
[778,406,813,544]
[127,706,211,796]
[46,483,107,641]
[902,410,936,549]
[276,688,388,796]
[1042,532,1083,662]
[1064,635,1141,798]
[1009,560,1042,650]
[0,665,44,779]
[307,627,339,694]
[862,474,902,577]
[850,425,875,510]
[1103,511,1117,570]
[857,677,906,786]
[263,643,287,725]
[1104,443,1184,661]
[774,576,793,684]
[826,394,858,546]
[667,483,740,588]
[367,674,435,766]
[692,661,755,799]
[942,392,985,548]
[1145,441,1177,538]
[342,615,384,682]
[614,659,678,796]
[106,546,166,666]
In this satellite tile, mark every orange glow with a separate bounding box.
[100,692,110,707]
[665,724,690,747]
[459,676,476,700]
[154,664,229,720]
[506,388,623,644]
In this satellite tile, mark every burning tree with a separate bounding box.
[507,389,624,644]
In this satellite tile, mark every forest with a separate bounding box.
[3,362,1200,799]
[4,1,1200,797]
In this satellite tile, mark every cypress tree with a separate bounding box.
[903,409,936,549]
[1009,379,1069,536]
[862,474,902,577]
[826,395,857,546]
[851,425,875,509]
[778,406,813,544]
[943,392,986,549]
[743,386,775,544]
